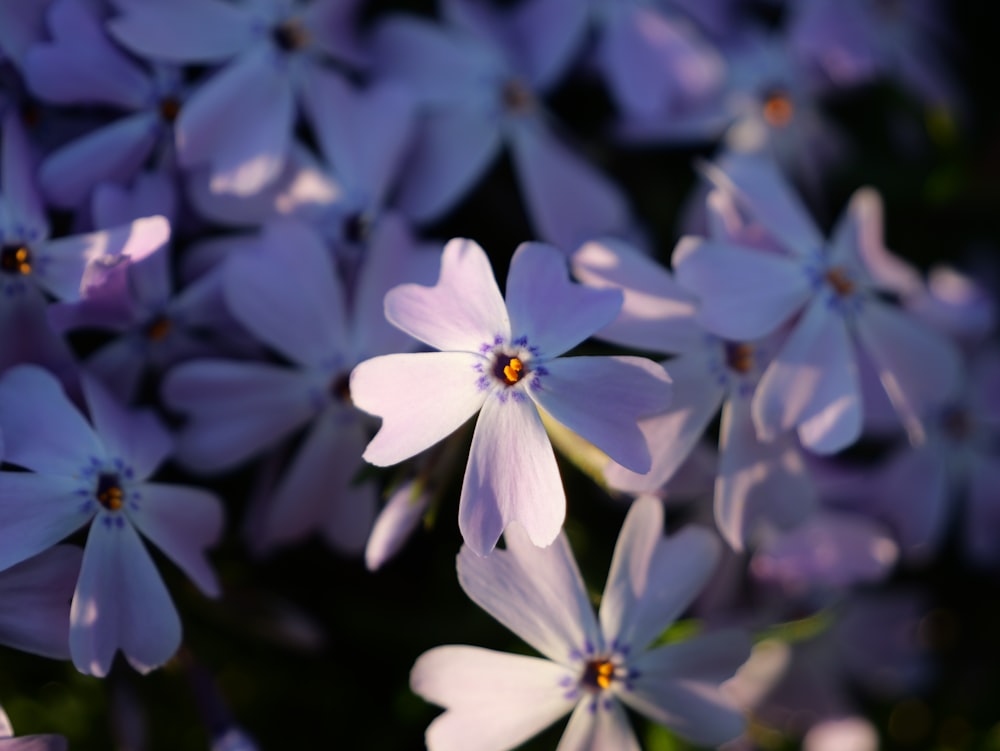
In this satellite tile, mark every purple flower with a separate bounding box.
[108,0,368,196]
[411,497,750,749]
[0,365,223,676]
[372,7,632,249]
[23,0,186,208]
[572,237,818,550]
[0,545,81,659]
[351,238,672,554]
[673,154,962,453]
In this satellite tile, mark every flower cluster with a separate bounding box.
[0,0,996,749]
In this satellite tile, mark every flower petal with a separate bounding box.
[108,0,254,63]
[384,238,510,352]
[597,496,663,645]
[0,365,102,475]
[37,215,171,303]
[257,413,375,555]
[352,351,487,466]
[603,351,724,493]
[752,296,861,453]
[632,629,752,685]
[853,299,962,446]
[556,699,640,751]
[620,672,746,748]
[393,108,502,222]
[364,479,429,571]
[458,523,599,662]
[530,356,672,475]
[828,188,922,295]
[570,237,704,355]
[699,154,824,256]
[38,114,158,209]
[81,373,172,480]
[716,397,818,551]
[1,113,48,240]
[672,237,812,340]
[607,524,720,653]
[0,545,80,659]
[70,516,181,677]
[871,445,949,563]
[128,482,223,597]
[300,68,415,207]
[224,220,347,368]
[509,118,630,251]
[750,510,898,590]
[411,645,575,751]
[0,474,90,573]
[506,241,622,356]
[162,360,318,472]
[175,47,293,195]
[459,395,565,554]
[25,0,152,108]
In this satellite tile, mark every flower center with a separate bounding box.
[824,266,856,297]
[580,658,616,692]
[0,245,32,275]
[343,211,371,245]
[762,89,794,128]
[95,472,124,511]
[725,342,754,374]
[495,355,525,385]
[502,78,535,115]
[144,314,172,342]
[273,18,310,52]
[942,405,971,441]
[158,96,181,123]
[330,372,352,404]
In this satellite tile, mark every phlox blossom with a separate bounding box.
[351,238,672,555]
[0,365,223,676]
[411,497,750,750]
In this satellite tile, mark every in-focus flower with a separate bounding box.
[0,365,223,676]
[411,497,750,750]
[351,238,672,554]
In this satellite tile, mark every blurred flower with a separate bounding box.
[0,365,223,676]
[673,153,961,453]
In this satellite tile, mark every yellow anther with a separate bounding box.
[2,246,32,275]
[98,487,123,511]
[503,357,524,384]
[582,658,616,691]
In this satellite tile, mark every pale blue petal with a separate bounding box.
[384,238,509,352]
[530,356,672,475]
[70,516,180,676]
[412,646,574,751]
[162,360,318,472]
[108,0,255,63]
[672,237,812,340]
[509,118,630,251]
[459,395,565,555]
[556,699,640,751]
[458,523,600,662]
[0,365,102,475]
[506,241,622,356]
[128,482,223,596]
[352,352,487,467]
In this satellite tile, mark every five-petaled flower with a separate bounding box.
[350,238,672,555]
[410,496,751,750]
